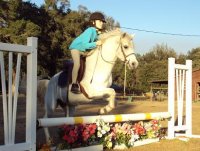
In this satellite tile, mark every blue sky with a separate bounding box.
[25,0,200,55]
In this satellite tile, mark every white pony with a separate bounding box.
[42,29,138,141]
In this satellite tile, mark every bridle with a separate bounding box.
[91,34,135,83]
[99,36,136,64]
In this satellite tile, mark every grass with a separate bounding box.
[106,138,200,151]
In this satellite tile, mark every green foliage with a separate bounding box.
[135,44,177,92]
[187,47,200,69]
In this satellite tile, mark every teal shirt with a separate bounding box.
[69,27,98,52]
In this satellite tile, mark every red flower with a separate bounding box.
[88,124,97,134]
[133,123,146,135]
[69,130,77,137]
[82,130,90,141]
[63,134,74,144]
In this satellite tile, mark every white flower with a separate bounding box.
[128,134,139,146]
[101,129,106,135]
[97,131,103,138]
[132,134,139,140]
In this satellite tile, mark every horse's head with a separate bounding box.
[99,29,138,69]
[117,32,138,69]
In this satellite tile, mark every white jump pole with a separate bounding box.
[38,112,171,127]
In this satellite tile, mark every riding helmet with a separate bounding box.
[89,12,106,22]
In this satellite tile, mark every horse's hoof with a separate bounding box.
[99,108,106,115]
[99,105,114,115]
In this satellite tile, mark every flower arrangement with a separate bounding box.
[56,119,161,150]
[57,123,98,149]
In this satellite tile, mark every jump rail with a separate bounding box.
[38,112,171,127]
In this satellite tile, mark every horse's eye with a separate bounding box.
[124,45,128,49]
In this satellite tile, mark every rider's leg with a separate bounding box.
[71,49,81,93]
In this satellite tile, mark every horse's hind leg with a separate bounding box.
[43,102,56,143]
[68,105,76,116]
[62,105,76,117]
[43,111,52,143]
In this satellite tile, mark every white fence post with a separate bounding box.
[168,58,175,139]
[185,60,192,136]
[26,37,37,150]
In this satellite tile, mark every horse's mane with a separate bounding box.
[99,28,132,42]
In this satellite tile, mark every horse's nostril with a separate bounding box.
[132,62,138,68]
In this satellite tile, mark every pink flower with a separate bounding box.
[121,123,132,135]
[151,120,159,125]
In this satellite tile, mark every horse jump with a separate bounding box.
[42,29,138,142]
[38,58,200,139]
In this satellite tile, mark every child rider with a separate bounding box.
[69,12,106,94]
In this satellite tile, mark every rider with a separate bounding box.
[69,12,106,94]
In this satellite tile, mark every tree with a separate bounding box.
[135,44,177,92]
[1,0,120,76]
[187,47,200,69]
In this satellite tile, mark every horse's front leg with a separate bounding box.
[80,82,116,114]
[100,88,116,114]
[89,88,116,114]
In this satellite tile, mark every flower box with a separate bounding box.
[51,144,103,151]
[134,138,159,147]
[55,119,162,150]
[114,138,159,149]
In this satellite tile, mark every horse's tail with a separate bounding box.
[44,75,58,116]
[37,79,49,105]
[44,68,72,116]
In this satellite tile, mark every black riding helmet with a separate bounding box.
[89,12,106,23]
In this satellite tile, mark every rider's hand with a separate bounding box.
[96,40,102,46]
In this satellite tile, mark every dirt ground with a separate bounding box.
[1,95,200,151]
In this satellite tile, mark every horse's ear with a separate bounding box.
[115,27,121,31]
[131,34,135,39]
[122,32,126,38]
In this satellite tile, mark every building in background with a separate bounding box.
[192,69,200,101]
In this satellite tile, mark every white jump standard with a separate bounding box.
[168,58,200,138]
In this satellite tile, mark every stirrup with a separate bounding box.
[71,83,81,94]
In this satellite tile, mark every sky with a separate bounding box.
[24,0,200,55]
